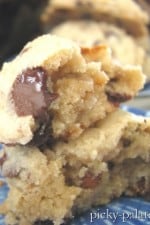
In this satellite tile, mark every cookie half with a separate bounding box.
[0,34,145,146]
[1,109,150,225]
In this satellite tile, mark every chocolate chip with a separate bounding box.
[109,77,118,82]
[11,67,58,148]
[81,172,101,189]
[129,176,149,197]
[122,138,132,148]
[137,176,146,194]
[12,67,57,120]
[106,91,131,104]
[108,161,115,170]
[31,116,57,148]
[0,152,7,166]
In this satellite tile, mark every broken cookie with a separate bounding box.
[0,34,145,146]
[0,109,150,225]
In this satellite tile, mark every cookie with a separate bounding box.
[52,20,145,67]
[1,109,150,225]
[41,0,149,37]
[0,34,145,146]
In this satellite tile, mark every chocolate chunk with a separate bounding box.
[0,152,7,167]
[137,176,146,194]
[122,138,132,148]
[106,91,131,104]
[108,161,115,170]
[31,116,56,148]
[129,176,149,197]
[12,67,58,147]
[81,172,101,189]
[12,67,57,120]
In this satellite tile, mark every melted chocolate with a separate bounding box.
[0,152,7,166]
[106,91,131,104]
[31,116,56,148]
[12,67,58,147]
[12,67,57,119]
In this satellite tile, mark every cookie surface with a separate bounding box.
[41,0,149,37]
[52,20,145,66]
[0,34,145,146]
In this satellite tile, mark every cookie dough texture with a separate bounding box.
[1,110,150,225]
[41,0,149,37]
[0,34,145,145]
[52,21,145,66]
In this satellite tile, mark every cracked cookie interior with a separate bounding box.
[0,34,145,146]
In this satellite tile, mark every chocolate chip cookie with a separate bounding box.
[0,34,145,146]
[1,109,150,225]
[41,0,149,37]
[52,20,145,67]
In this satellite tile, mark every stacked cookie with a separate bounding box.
[0,33,150,225]
[40,0,150,80]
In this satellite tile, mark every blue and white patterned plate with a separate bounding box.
[0,107,150,225]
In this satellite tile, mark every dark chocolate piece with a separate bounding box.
[31,116,56,148]
[12,67,57,120]
[81,172,101,189]
[122,138,132,148]
[137,176,146,194]
[106,91,131,104]
[0,152,7,167]
[108,161,115,170]
[12,67,58,147]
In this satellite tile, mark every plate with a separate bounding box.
[0,107,150,225]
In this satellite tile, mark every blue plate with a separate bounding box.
[0,107,150,225]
